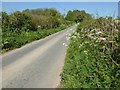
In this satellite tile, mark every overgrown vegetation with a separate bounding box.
[1,8,72,53]
[60,16,120,88]
[2,26,66,53]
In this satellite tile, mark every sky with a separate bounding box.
[2,2,119,17]
[1,0,119,2]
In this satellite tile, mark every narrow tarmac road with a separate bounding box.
[2,25,77,88]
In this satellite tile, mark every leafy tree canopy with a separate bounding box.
[65,10,92,23]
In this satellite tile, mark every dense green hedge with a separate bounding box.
[60,17,120,88]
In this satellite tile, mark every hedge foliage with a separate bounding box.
[60,17,120,88]
[1,8,72,53]
[2,26,66,53]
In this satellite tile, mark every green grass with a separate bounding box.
[1,25,66,53]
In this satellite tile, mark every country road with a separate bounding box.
[1,25,77,88]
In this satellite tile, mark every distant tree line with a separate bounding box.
[65,10,92,23]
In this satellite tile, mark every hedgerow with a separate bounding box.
[60,17,120,88]
[1,8,71,53]
[2,25,66,53]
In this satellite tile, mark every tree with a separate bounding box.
[2,12,9,30]
[65,10,74,21]
[8,11,34,32]
[65,10,92,23]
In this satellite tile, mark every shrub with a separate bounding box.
[8,11,34,32]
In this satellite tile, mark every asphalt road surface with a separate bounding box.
[2,25,77,88]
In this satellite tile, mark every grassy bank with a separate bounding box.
[1,25,66,53]
[60,18,120,88]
